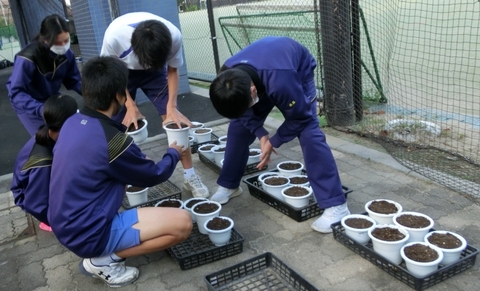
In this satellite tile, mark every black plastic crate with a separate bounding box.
[122,180,182,209]
[331,219,479,291]
[167,223,244,270]
[205,252,319,291]
[198,151,268,176]
[190,133,220,154]
[243,171,352,222]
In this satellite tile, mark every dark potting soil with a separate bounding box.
[156,200,182,208]
[194,202,220,214]
[264,177,289,186]
[371,227,406,241]
[191,124,203,128]
[201,145,215,151]
[206,217,231,230]
[166,123,188,129]
[186,199,206,208]
[284,186,309,197]
[214,147,226,152]
[345,218,374,229]
[404,244,439,262]
[427,232,462,249]
[249,151,260,156]
[396,214,430,228]
[194,128,210,134]
[127,186,146,192]
[279,162,302,170]
[219,137,227,142]
[368,200,398,214]
[290,177,309,184]
[127,120,145,132]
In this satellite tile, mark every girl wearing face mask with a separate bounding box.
[6,14,82,136]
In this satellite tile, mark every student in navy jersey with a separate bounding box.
[209,36,350,233]
[48,56,192,287]
[11,94,78,232]
[101,12,209,198]
[6,14,81,136]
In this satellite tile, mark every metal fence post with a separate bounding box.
[206,0,220,74]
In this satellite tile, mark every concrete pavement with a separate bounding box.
[0,116,479,291]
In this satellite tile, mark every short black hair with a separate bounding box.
[81,56,128,111]
[131,20,172,70]
[36,94,78,146]
[209,69,252,119]
[34,14,69,47]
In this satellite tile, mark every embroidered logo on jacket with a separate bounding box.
[289,101,296,107]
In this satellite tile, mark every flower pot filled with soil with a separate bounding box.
[189,121,204,140]
[365,199,403,225]
[247,148,261,165]
[192,201,222,234]
[393,211,434,243]
[277,161,304,177]
[198,144,216,161]
[341,214,376,245]
[257,172,279,187]
[263,176,290,201]
[368,225,410,265]
[212,145,227,166]
[163,122,190,148]
[126,185,148,206]
[288,175,310,188]
[218,135,227,145]
[193,128,213,144]
[424,231,467,265]
[184,197,209,223]
[154,198,184,209]
[281,185,312,208]
[126,119,148,144]
[188,135,195,145]
[204,216,234,246]
[400,242,443,277]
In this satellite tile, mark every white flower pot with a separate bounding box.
[247,148,261,165]
[257,172,280,188]
[401,242,443,277]
[276,161,304,177]
[262,176,290,201]
[368,224,410,265]
[193,128,213,144]
[424,230,467,265]
[126,119,148,144]
[189,121,204,140]
[365,199,403,225]
[198,144,216,161]
[154,198,184,209]
[126,186,148,206]
[163,122,190,148]
[218,135,227,145]
[212,145,227,166]
[281,185,312,208]
[287,174,310,187]
[183,197,208,222]
[341,214,377,245]
[191,201,222,234]
[204,216,234,246]
[393,211,434,243]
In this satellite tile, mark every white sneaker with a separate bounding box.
[210,186,243,204]
[79,258,139,287]
[183,174,209,198]
[311,202,350,233]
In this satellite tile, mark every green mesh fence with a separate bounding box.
[179,0,480,198]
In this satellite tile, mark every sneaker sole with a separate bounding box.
[215,188,243,205]
[310,224,334,234]
[78,260,138,288]
[183,184,210,198]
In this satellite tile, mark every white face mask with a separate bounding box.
[50,41,70,55]
[250,86,259,107]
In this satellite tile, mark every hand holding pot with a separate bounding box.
[169,141,187,159]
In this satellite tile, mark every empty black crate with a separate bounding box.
[243,171,352,222]
[122,180,182,209]
[190,133,219,154]
[205,252,319,291]
[332,220,479,291]
[198,151,268,176]
[167,224,244,270]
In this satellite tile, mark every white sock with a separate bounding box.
[184,168,196,179]
[110,253,122,261]
[91,254,116,266]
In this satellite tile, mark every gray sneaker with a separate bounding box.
[79,258,139,287]
[183,174,209,198]
[311,202,350,233]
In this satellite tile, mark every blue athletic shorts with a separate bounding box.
[100,208,141,256]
